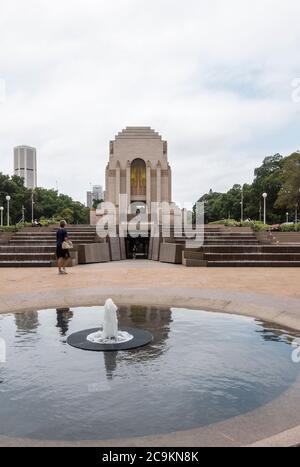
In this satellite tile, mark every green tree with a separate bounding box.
[221,184,243,220]
[0,173,30,224]
[194,185,244,223]
[72,201,90,224]
[58,208,74,224]
[194,153,288,224]
[92,198,104,209]
[0,173,89,225]
[195,189,223,223]
[251,154,283,223]
[33,188,89,224]
[275,152,300,215]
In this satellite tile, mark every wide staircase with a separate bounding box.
[2,224,300,267]
[181,227,300,267]
[0,225,97,267]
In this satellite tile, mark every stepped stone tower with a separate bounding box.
[104,127,172,209]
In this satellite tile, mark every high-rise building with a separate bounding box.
[14,146,37,189]
[92,185,103,201]
[86,191,93,209]
[86,185,103,208]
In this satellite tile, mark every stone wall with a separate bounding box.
[256,231,300,244]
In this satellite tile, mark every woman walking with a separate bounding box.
[56,220,70,275]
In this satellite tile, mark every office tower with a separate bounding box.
[87,185,103,208]
[14,146,37,189]
[87,191,93,208]
[92,185,103,201]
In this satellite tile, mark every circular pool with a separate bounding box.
[0,305,299,441]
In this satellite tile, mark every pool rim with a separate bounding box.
[1,285,300,447]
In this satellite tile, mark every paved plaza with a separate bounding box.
[1,261,300,311]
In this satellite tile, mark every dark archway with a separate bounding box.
[126,234,149,259]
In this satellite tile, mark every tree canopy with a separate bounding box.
[194,152,300,224]
[275,152,300,210]
[0,173,89,225]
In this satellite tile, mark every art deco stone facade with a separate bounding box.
[105,127,172,208]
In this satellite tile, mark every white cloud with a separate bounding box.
[0,0,300,204]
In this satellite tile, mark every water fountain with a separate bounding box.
[87,299,133,344]
[67,299,153,351]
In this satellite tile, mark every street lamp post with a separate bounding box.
[240,189,244,223]
[0,207,3,227]
[286,212,289,223]
[5,196,11,227]
[21,205,25,224]
[259,202,262,223]
[295,204,298,224]
[262,193,268,225]
[31,191,35,224]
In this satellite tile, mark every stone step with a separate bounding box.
[185,249,300,258]
[0,246,55,253]
[55,228,96,231]
[205,239,257,243]
[14,231,96,235]
[182,239,300,266]
[20,228,96,233]
[7,244,91,248]
[170,229,253,234]
[261,246,300,253]
[204,241,259,245]
[169,231,255,235]
[204,253,300,261]
[169,229,252,233]
[56,229,96,233]
[9,239,96,245]
[0,253,55,261]
[202,246,262,253]
[13,232,94,236]
[202,246,300,253]
[171,240,260,248]
[179,237,259,241]
[182,258,207,267]
[205,235,256,238]
[0,226,97,267]
[184,250,205,260]
[0,260,52,267]
[204,235,257,239]
[207,260,300,267]
[13,235,96,241]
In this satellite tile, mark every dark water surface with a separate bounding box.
[0,306,299,440]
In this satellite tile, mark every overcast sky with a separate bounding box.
[0,0,300,207]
